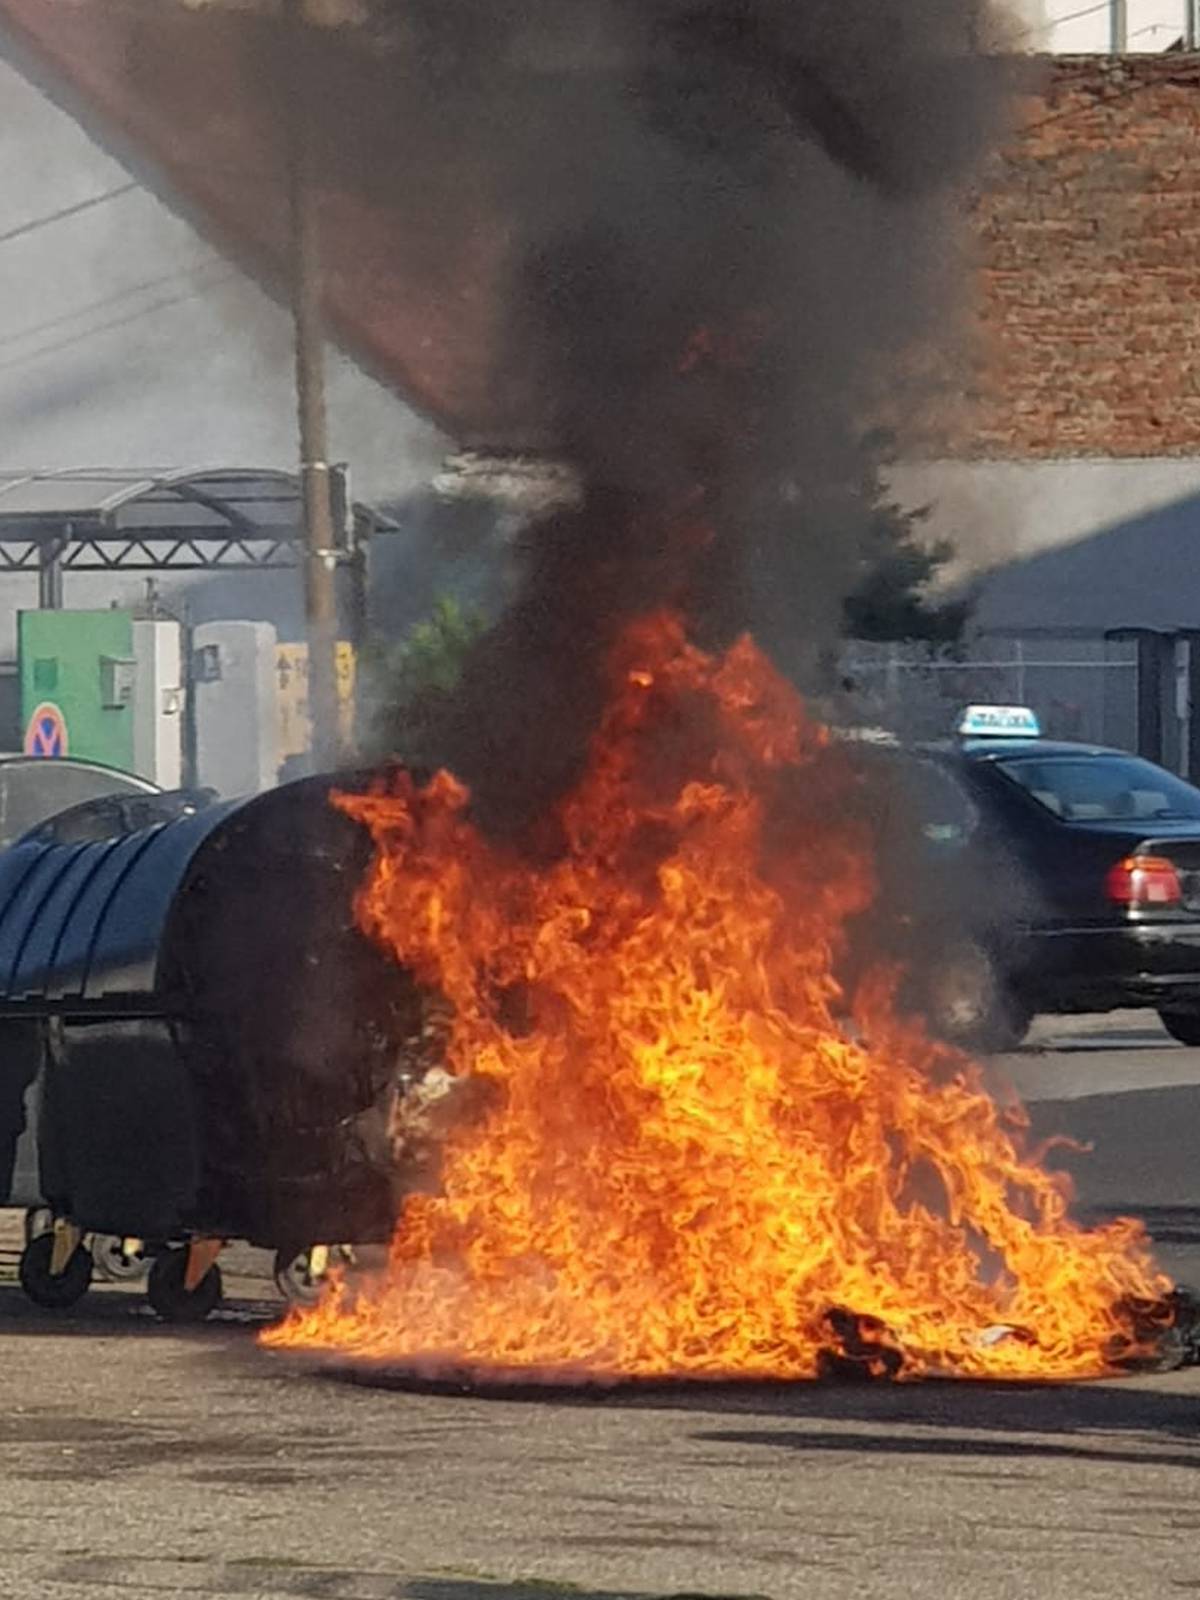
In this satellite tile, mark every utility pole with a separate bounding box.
[284,0,340,770]
[1110,0,1127,52]
[1188,0,1199,51]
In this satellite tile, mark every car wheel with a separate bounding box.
[923,944,1032,1054]
[18,1230,93,1311]
[147,1248,223,1324]
[1159,1008,1200,1047]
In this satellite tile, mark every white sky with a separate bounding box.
[0,56,447,504]
[0,55,455,647]
[1016,0,1193,51]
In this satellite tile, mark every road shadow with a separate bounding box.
[294,1356,1200,1465]
[692,1402,1200,1473]
[0,1278,277,1339]
[1082,1204,1200,1249]
[406,1584,764,1600]
[11,1287,1200,1485]
[1017,1026,1177,1057]
[48,1559,767,1600]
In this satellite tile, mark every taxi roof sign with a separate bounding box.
[957,704,1041,739]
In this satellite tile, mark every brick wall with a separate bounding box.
[962,55,1200,459]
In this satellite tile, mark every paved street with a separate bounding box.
[1,1016,1200,1600]
[995,1012,1200,1289]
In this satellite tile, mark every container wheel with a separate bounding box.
[18,1230,93,1311]
[91,1235,150,1283]
[273,1244,334,1306]
[23,1207,52,1246]
[1159,1008,1200,1047]
[147,1248,223,1324]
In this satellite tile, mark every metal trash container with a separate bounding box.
[0,773,419,1318]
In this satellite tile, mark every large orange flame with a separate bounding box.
[263,614,1167,1379]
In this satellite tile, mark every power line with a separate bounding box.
[1011,0,1116,42]
[0,182,139,248]
[1010,0,1191,46]
[0,257,225,352]
[1128,20,1183,38]
[0,270,241,377]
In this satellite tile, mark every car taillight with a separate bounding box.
[1105,854,1182,907]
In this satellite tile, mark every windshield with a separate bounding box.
[997,753,1200,822]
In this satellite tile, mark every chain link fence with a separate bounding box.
[838,634,1140,752]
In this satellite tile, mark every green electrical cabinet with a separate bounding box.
[18,610,137,770]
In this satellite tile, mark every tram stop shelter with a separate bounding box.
[0,467,396,638]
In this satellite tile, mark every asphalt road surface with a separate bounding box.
[995,1011,1200,1289]
[2,1014,1200,1600]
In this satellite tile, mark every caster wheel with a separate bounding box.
[1159,1008,1200,1047]
[91,1235,149,1283]
[147,1249,223,1324]
[273,1245,336,1306]
[18,1231,93,1310]
[23,1207,52,1246]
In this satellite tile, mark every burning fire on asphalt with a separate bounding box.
[262,612,1174,1382]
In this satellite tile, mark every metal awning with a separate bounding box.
[0,466,397,601]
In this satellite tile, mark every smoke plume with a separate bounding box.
[126,0,1010,829]
[384,2,1007,830]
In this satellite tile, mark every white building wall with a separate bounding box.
[888,458,1200,578]
[885,457,1200,634]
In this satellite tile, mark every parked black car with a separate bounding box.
[843,710,1200,1051]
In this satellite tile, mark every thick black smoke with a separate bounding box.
[373,2,1006,831]
[128,0,1008,832]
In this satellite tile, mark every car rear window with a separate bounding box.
[997,754,1200,822]
[0,761,156,846]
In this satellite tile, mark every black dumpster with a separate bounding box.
[0,773,424,1315]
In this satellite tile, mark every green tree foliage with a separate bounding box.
[363,595,487,760]
[383,595,485,701]
[841,495,969,646]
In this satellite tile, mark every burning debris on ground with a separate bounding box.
[1110,1285,1200,1374]
[815,1309,906,1384]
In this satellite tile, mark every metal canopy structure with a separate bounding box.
[0,467,396,607]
